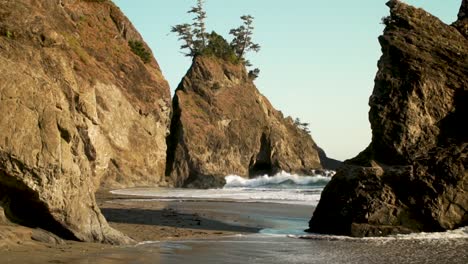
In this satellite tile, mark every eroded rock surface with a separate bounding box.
[454,0,468,37]
[308,0,468,237]
[166,56,323,188]
[0,0,171,243]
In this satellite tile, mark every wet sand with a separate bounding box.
[0,189,268,264]
[2,190,467,264]
[97,193,261,242]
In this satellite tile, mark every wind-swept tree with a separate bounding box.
[171,2,262,79]
[248,68,260,80]
[229,15,261,59]
[188,0,208,50]
[294,118,311,134]
[171,0,208,56]
[171,23,195,56]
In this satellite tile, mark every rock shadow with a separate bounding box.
[101,207,260,233]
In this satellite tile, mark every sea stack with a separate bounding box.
[166,55,324,188]
[454,0,468,37]
[308,0,468,236]
[0,0,171,243]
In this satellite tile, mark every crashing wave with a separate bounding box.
[224,171,332,188]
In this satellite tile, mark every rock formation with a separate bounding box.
[454,0,468,37]
[317,148,342,171]
[308,0,467,237]
[0,0,171,243]
[166,56,323,188]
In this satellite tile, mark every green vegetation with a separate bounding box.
[381,16,394,26]
[65,34,90,64]
[230,15,260,59]
[201,32,239,63]
[171,0,207,56]
[1,29,13,39]
[171,0,261,77]
[248,68,260,80]
[5,30,13,39]
[294,118,311,134]
[128,40,151,63]
[189,0,207,51]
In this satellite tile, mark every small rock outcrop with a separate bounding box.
[317,148,342,171]
[454,0,468,37]
[0,0,171,243]
[166,56,323,188]
[308,0,467,236]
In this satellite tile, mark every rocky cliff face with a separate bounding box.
[308,0,467,237]
[454,0,468,37]
[0,0,171,243]
[166,56,323,188]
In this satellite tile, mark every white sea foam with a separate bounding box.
[224,171,331,188]
[293,226,468,242]
[110,187,323,206]
[111,172,331,205]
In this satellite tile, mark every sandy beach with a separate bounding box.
[2,188,467,264]
[0,189,271,264]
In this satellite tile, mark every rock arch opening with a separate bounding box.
[249,133,274,177]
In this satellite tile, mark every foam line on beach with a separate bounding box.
[292,227,468,242]
[224,171,332,188]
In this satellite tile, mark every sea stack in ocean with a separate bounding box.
[166,55,326,188]
[308,0,468,237]
[0,0,171,243]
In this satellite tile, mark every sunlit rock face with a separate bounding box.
[166,56,324,188]
[0,0,171,244]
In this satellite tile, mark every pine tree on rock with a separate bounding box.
[171,23,195,56]
[189,0,208,50]
[171,0,208,56]
[171,1,261,79]
[230,15,261,59]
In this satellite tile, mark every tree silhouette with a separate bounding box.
[294,118,311,134]
[248,68,260,80]
[171,1,261,79]
[171,23,195,56]
[171,0,208,56]
[188,0,208,50]
[229,15,261,59]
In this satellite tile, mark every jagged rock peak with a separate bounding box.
[166,55,324,188]
[459,0,467,20]
[454,0,468,37]
[308,1,467,236]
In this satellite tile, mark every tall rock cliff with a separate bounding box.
[166,56,323,188]
[454,0,468,37]
[308,0,467,237]
[0,0,171,243]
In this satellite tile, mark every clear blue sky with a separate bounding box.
[113,0,461,161]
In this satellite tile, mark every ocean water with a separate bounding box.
[98,172,468,264]
[71,232,468,264]
[111,171,331,206]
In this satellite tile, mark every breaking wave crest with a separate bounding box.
[111,172,333,206]
[224,171,332,189]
